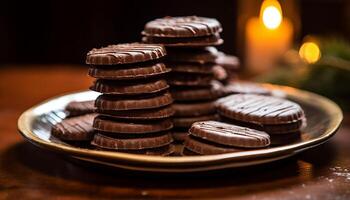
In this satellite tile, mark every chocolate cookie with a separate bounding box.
[98,106,175,120]
[171,80,223,101]
[91,132,173,150]
[142,34,223,47]
[51,114,96,141]
[263,118,306,134]
[91,79,169,95]
[173,102,215,117]
[184,137,241,155]
[167,63,215,74]
[216,94,305,124]
[215,53,240,70]
[167,47,219,64]
[95,92,173,111]
[168,73,213,87]
[88,63,170,80]
[189,121,270,148]
[93,116,173,134]
[215,94,306,134]
[221,82,271,96]
[86,43,166,65]
[220,115,306,135]
[65,100,95,117]
[173,114,219,128]
[143,16,222,38]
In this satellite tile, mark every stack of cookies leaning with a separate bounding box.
[215,94,306,146]
[142,16,236,142]
[183,93,306,155]
[86,43,175,155]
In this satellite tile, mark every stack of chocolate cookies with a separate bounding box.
[86,43,175,155]
[142,16,233,141]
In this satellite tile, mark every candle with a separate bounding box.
[299,41,321,64]
[245,0,293,74]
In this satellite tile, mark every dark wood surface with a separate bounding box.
[1,66,350,200]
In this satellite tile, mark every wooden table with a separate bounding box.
[1,66,350,200]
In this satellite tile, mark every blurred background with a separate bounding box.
[0,0,349,110]
[0,0,349,64]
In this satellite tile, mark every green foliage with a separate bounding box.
[258,37,350,110]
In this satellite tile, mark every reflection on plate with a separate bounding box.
[18,85,343,172]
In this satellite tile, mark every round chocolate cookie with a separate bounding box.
[65,100,95,117]
[167,63,215,74]
[219,115,306,135]
[51,114,97,141]
[173,102,216,117]
[98,106,175,120]
[184,137,241,155]
[91,79,169,95]
[143,16,222,38]
[142,34,223,47]
[171,80,223,101]
[221,82,271,96]
[88,63,170,80]
[215,53,240,70]
[189,121,270,148]
[91,132,173,150]
[86,43,166,65]
[173,114,219,128]
[93,116,173,134]
[168,73,214,87]
[167,47,219,64]
[263,118,306,134]
[215,94,305,125]
[95,92,173,111]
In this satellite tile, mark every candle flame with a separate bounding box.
[260,0,282,30]
[299,42,321,64]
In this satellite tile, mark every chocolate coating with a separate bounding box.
[98,106,175,120]
[189,121,270,148]
[91,79,169,95]
[65,100,95,117]
[95,92,173,111]
[184,137,241,155]
[173,102,216,117]
[215,94,305,125]
[143,16,222,38]
[88,63,170,80]
[142,34,223,47]
[91,132,173,150]
[86,43,166,65]
[93,116,173,134]
[51,114,97,141]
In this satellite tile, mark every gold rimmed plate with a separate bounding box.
[18,85,343,172]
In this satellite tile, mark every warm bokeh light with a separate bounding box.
[260,0,282,30]
[299,42,321,64]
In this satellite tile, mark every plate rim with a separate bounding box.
[18,85,343,166]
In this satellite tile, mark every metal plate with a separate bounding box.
[18,86,343,172]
